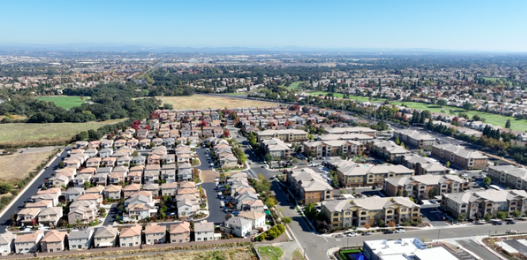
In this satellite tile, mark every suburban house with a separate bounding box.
[0,233,16,256]
[17,208,40,226]
[14,231,43,254]
[169,221,191,244]
[94,226,119,248]
[224,217,252,238]
[68,228,94,250]
[104,185,123,200]
[238,211,266,229]
[144,223,167,245]
[120,224,142,247]
[161,182,179,196]
[37,207,63,228]
[40,230,67,253]
[194,221,219,241]
[64,187,85,202]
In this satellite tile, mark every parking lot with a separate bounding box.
[421,208,450,227]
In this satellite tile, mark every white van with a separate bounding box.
[220,201,225,209]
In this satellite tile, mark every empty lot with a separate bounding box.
[156,95,276,109]
[0,150,55,184]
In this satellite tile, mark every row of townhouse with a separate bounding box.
[441,189,527,221]
[320,196,421,229]
[227,172,266,212]
[383,174,469,200]
[0,221,217,255]
[175,181,203,219]
[207,137,239,169]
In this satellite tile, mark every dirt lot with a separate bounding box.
[0,150,54,183]
[201,170,219,183]
[93,248,257,260]
[156,95,276,109]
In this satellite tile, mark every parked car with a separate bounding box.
[493,221,503,225]
[383,230,394,234]
[335,234,344,238]
[345,232,357,237]
[474,221,485,225]
[395,229,405,233]
[362,232,371,236]
[507,229,518,234]
[507,220,516,225]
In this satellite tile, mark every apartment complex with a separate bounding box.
[370,140,410,163]
[261,138,291,159]
[487,165,527,190]
[336,162,414,188]
[286,168,334,205]
[384,174,469,199]
[394,130,436,149]
[325,127,377,137]
[441,189,527,220]
[321,196,420,228]
[431,144,488,170]
[401,154,450,175]
[303,140,364,159]
[257,129,308,142]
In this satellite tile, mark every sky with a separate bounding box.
[1,0,526,52]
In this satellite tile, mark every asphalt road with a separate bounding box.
[103,203,118,226]
[194,147,226,225]
[457,239,500,260]
[0,148,70,233]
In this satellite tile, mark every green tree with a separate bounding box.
[282,217,292,224]
[497,211,508,219]
[437,100,447,107]
[457,214,466,222]
[506,119,511,129]
[445,161,450,168]
[395,136,400,145]
[483,177,491,189]
[484,213,492,221]
[0,183,12,194]
[512,210,522,218]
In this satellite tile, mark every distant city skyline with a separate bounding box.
[1,0,526,52]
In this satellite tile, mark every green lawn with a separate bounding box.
[308,91,386,102]
[36,96,88,110]
[391,101,527,131]
[258,246,284,260]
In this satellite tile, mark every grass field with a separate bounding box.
[281,81,303,90]
[0,119,126,146]
[391,101,527,130]
[258,246,284,260]
[0,150,54,183]
[156,95,276,109]
[36,96,88,109]
[308,91,386,102]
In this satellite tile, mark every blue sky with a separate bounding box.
[1,0,526,51]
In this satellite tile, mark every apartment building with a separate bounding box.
[336,163,414,188]
[325,127,377,137]
[431,144,488,170]
[286,168,334,205]
[321,196,420,229]
[257,129,308,142]
[370,140,410,163]
[401,154,450,175]
[394,130,436,150]
[487,165,527,190]
[304,140,364,159]
[384,174,469,199]
[441,189,527,220]
[261,138,292,159]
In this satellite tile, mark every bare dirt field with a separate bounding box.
[201,170,219,183]
[156,95,276,109]
[0,150,54,183]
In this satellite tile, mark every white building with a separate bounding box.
[363,238,458,260]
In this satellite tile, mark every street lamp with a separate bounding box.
[437,229,441,244]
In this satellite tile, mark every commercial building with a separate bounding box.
[363,238,458,260]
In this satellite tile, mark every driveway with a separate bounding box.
[103,203,119,226]
[0,148,70,233]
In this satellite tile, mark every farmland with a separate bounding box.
[391,101,527,131]
[36,95,88,109]
[156,95,276,109]
[0,119,126,147]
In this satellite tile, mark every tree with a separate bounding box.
[364,222,371,229]
[377,219,385,227]
[484,213,492,221]
[512,210,522,218]
[457,214,466,222]
[282,217,292,224]
[437,99,447,107]
[483,177,491,189]
[445,161,450,168]
[462,102,473,111]
[225,214,233,221]
[0,183,12,194]
[506,119,511,129]
[395,136,400,145]
[388,220,396,228]
[264,153,273,162]
[265,197,276,208]
[497,211,508,219]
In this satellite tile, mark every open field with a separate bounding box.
[0,150,54,183]
[0,119,126,147]
[308,91,386,102]
[258,246,284,260]
[280,81,303,90]
[156,95,276,109]
[36,95,88,109]
[391,101,527,131]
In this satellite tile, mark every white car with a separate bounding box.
[395,229,405,233]
[346,232,358,237]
